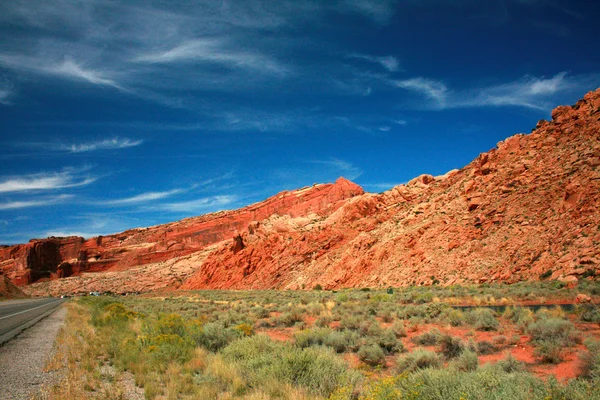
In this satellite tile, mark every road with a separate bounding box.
[0,297,65,344]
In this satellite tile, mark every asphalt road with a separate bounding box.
[0,298,65,343]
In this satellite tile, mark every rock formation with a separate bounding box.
[0,178,363,289]
[0,272,27,299]
[5,88,600,296]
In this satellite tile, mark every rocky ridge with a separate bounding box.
[0,178,363,289]
[9,88,600,295]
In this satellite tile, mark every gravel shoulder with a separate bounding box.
[0,306,66,400]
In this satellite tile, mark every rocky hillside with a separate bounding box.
[0,273,27,299]
[12,88,600,296]
[180,88,600,290]
[0,178,362,290]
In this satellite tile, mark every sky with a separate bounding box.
[1,0,599,244]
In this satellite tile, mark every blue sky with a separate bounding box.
[1,0,599,244]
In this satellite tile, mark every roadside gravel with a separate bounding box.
[0,306,66,400]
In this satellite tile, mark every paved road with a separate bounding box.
[0,298,65,343]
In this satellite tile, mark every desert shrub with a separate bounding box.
[314,314,333,327]
[439,335,464,359]
[412,329,442,346]
[476,340,497,355]
[222,335,359,397]
[375,328,404,355]
[453,349,478,372]
[357,343,386,367]
[234,323,254,337]
[307,302,324,316]
[252,306,270,319]
[580,307,600,324]
[496,352,525,373]
[324,330,359,353]
[390,320,407,338]
[446,309,466,326]
[504,307,535,331]
[470,308,499,331]
[294,327,332,348]
[527,318,578,363]
[377,309,394,323]
[395,349,442,373]
[276,309,304,327]
[194,322,240,352]
[580,340,600,379]
[340,315,362,331]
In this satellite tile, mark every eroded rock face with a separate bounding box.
[1,177,363,289]
[181,88,600,290]
[10,88,600,295]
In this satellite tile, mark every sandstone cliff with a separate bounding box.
[0,178,363,289]
[11,88,600,296]
[180,88,600,290]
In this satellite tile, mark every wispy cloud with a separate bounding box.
[100,189,184,206]
[341,0,397,24]
[308,158,363,180]
[349,54,400,72]
[0,55,123,89]
[0,84,12,105]
[133,38,288,76]
[149,195,237,213]
[393,71,600,111]
[0,194,73,210]
[394,77,449,106]
[0,168,97,193]
[61,138,143,153]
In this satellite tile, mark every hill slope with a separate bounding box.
[181,88,600,290]
[10,88,600,295]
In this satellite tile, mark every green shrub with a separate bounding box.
[447,309,466,326]
[580,307,600,324]
[471,309,499,331]
[580,340,600,379]
[294,327,332,348]
[390,320,407,338]
[453,349,478,372]
[357,343,386,367]
[527,318,578,363]
[439,335,464,359]
[412,329,442,346]
[476,340,497,355]
[496,352,525,373]
[395,349,442,373]
[194,322,240,352]
[222,335,359,397]
[324,330,359,353]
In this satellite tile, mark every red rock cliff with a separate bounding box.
[180,88,600,290]
[0,178,363,286]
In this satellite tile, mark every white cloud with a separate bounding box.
[0,55,123,89]
[341,0,397,24]
[63,137,143,153]
[101,189,184,206]
[151,195,237,213]
[133,38,288,76]
[308,158,363,180]
[394,77,449,106]
[349,54,400,72]
[393,71,600,111]
[0,86,12,105]
[0,168,97,193]
[0,194,73,210]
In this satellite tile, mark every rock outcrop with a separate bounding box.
[180,88,600,290]
[0,272,27,299]
[8,88,600,295]
[1,178,363,289]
